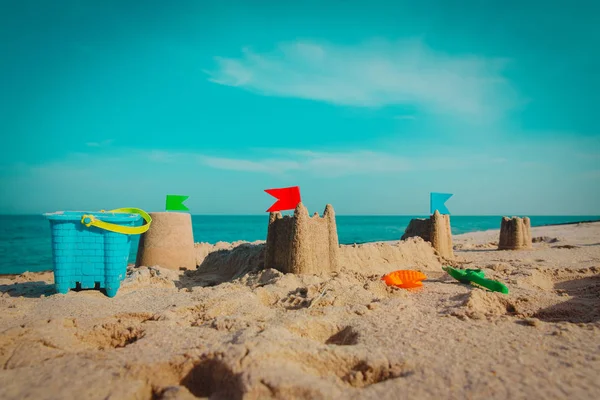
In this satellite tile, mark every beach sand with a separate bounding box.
[1,223,599,399]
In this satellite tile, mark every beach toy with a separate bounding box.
[135,212,196,270]
[430,192,453,215]
[265,186,301,212]
[44,208,151,297]
[166,194,189,211]
[382,270,427,289]
[442,266,509,294]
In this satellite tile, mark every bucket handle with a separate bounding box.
[80,208,152,235]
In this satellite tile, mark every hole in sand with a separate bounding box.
[532,236,560,243]
[325,326,359,346]
[280,287,312,310]
[180,357,243,399]
[83,325,145,350]
[76,313,151,350]
[341,360,414,388]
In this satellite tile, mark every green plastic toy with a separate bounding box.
[442,266,509,294]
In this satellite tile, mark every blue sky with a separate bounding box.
[1,0,598,215]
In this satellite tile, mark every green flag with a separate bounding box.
[166,195,189,211]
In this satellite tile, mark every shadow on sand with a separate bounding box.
[534,275,600,323]
[178,243,266,289]
[0,280,117,298]
[0,280,56,298]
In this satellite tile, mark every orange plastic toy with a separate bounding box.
[382,270,427,289]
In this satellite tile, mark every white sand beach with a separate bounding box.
[1,222,599,399]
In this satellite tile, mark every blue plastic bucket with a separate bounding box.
[44,209,150,297]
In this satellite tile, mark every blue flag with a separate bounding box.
[430,192,453,215]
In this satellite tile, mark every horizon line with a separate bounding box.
[1,213,599,218]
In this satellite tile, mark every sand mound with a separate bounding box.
[187,237,443,288]
[454,242,498,250]
[121,266,179,290]
[511,269,555,291]
[194,240,264,264]
[189,241,266,286]
[339,237,444,275]
[462,289,517,319]
[532,269,600,323]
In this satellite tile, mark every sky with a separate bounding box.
[0,0,599,215]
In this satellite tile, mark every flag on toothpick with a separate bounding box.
[430,192,453,214]
[265,186,301,212]
[166,195,189,211]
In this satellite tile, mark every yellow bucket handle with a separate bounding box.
[80,208,152,235]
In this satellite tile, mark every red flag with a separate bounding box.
[265,186,301,212]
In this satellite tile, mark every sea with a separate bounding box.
[1,215,598,275]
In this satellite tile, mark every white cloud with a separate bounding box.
[86,139,114,147]
[577,152,600,161]
[144,150,186,163]
[192,149,518,178]
[198,155,301,174]
[198,150,411,177]
[205,39,518,121]
[582,170,600,179]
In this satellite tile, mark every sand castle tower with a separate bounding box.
[135,212,196,270]
[401,210,454,259]
[265,203,339,274]
[430,211,454,259]
[498,216,532,250]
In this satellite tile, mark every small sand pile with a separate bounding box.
[194,240,265,265]
[454,289,518,320]
[121,266,179,290]
[187,236,444,288]
[339,236,444,276]
[189,241,266,286]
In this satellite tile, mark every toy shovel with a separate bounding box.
[442,266,509,294]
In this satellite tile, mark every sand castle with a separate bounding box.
[498,216,533,250]
[264,203,340,274]
[136,212,196,270]
[401,210,454,259]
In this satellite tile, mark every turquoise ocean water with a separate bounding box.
[0,215,598,274]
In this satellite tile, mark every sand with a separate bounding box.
[0,223,599,399]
